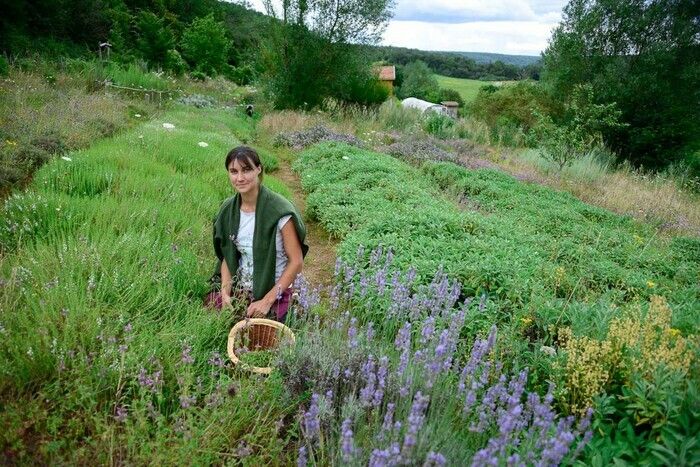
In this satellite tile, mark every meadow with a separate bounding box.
[434,75,506,104]
[1,92,698,464]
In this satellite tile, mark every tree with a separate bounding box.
[137,11,174,66]
[180,13,230,75]
[542,0,700,169]
[397,60,440,102]
[258,0,395,108]
[536,84,625,170]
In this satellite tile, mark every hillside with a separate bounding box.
[449,51,541,66]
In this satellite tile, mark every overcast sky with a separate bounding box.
[247,0,568,56]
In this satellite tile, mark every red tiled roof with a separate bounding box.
[378,65,396,81]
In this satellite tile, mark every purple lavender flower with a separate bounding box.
[369,449,390,467]
[341,418,356,462]
[373,356,389,407]
[348,318,359,350]
[402,392,430,458]
[114,405,128,423]
[360,354,377,407]
[208,351,225,368]
[181,343,194,364]
[366,321,375,342]
[423,451,447,466]
[179,394,196,409]
[297,446,308,467]
[303,393,321,441]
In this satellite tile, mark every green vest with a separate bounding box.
[213,185,308,300]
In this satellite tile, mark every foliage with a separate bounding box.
[535,84,626,170]
[136,11,175,67]
[0,55,8,76]
[0,107,291,463]
[469,81,559,138]
[280,266,592,465]
[262,0,395,45]
[373,45,536,81]
[180,14,231,76]
[293,143,699,338]
[258,0,394,109]
[423,112,455,139]
[397,60,440,102]
[165,49,187,76]
[437,87,466,108]
[542,0,700,169]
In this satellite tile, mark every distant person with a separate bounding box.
[205,146,308,322]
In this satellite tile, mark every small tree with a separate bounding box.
[397,60,440,102]
[136,11,174,67]
[537,84,625,170]
[181,14,230,75]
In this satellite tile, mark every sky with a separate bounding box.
[247,0,569,56]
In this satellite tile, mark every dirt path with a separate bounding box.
[274,158,338,288]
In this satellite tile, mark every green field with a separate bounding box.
[435,74,511,103]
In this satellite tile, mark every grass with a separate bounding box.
[0,105,297,463]
[435,74,510,104]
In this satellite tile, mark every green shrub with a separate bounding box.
[181,14,230,75]
[423,112,455,138]
[376,98,422,131]
[223,64,255,85]
[469,81,559,144]
[0,55,9,77]
[164,49,187,76]
[190,70,206,82]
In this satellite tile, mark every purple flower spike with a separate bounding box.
[341,418,356,462]
[114,405,128,423]
[304,394,321,441]
[423,451,447,466]
[181,343,194,365]
[297,446,308,467]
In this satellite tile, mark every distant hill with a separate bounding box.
[448,52,541,67]
[372,45,541,81]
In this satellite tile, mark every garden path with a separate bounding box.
[274,158,338,288]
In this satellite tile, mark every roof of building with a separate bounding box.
[378,65,396,81]
[441,101,460,107]
[401,97,447,114]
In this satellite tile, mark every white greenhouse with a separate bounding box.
[401,97,448,115]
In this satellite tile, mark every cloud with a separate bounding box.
[392,0,566,23]
[245,0,565,55]
[382,20,559,55]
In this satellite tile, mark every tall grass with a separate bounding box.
[0,106,295,463]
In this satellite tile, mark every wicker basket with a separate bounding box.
[227,318,295,375]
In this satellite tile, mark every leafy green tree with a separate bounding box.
[397,60,440,102]
[542,0,700,169]
[180,13,230,75]
[136,11,174,66]
[259,0,394,108]
[536,84,626,170]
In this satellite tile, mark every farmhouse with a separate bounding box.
[401,97,449,115]
[376,65,396,94]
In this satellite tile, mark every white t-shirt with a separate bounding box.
[236,210,291,290]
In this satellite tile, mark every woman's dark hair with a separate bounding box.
[225,145,263,180]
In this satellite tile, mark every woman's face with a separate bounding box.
[228,158,261,194]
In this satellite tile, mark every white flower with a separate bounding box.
[61,156,72,162]
[162,123,175,130]
[540,345,556,357]
[134,113,141,118]
[342,156,350,160]
[198,141,209,148]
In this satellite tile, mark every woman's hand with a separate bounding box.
[221,293,233,308]
[246,299,271,318]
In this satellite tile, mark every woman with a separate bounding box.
[208,146,308,322]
